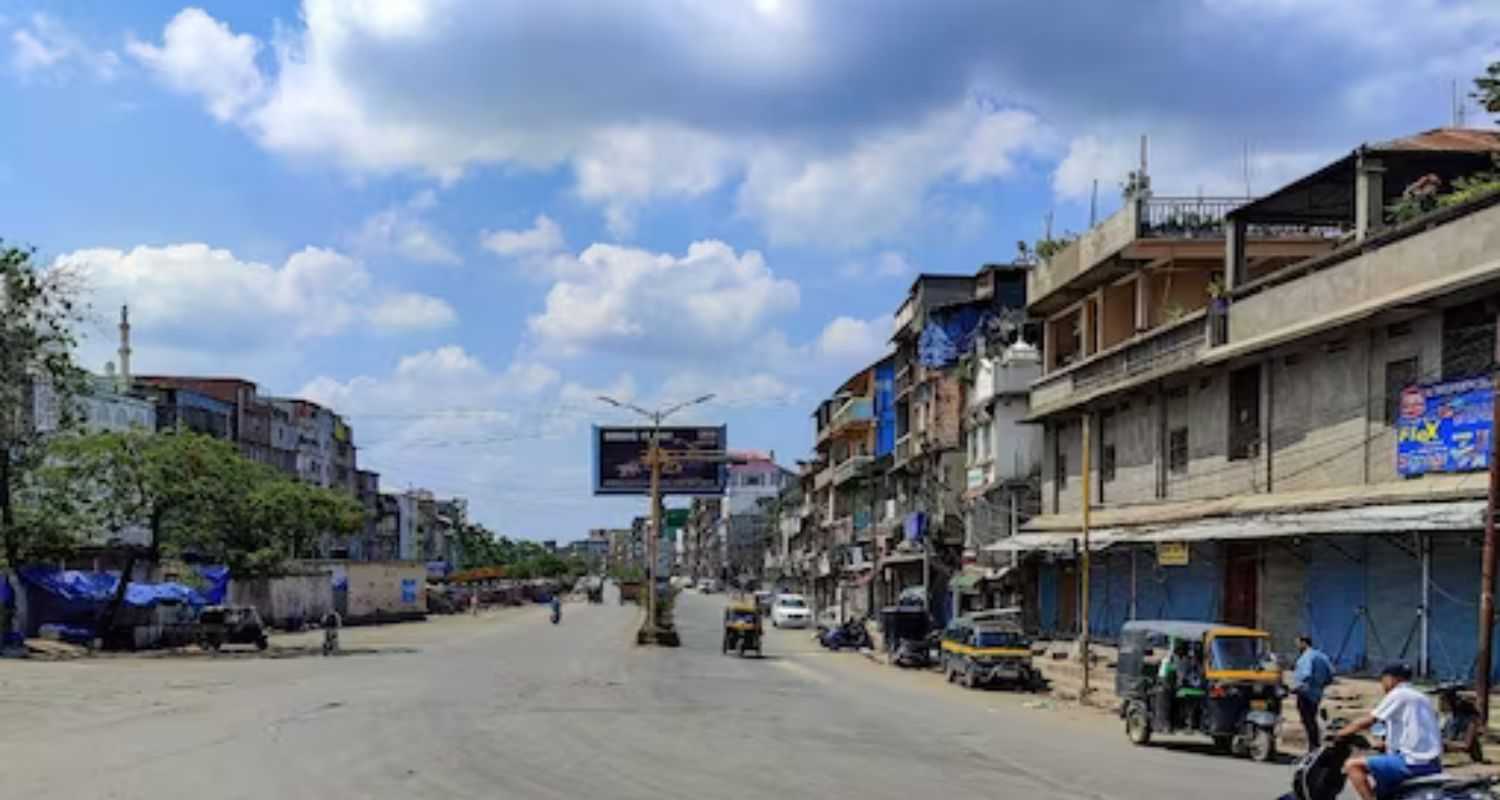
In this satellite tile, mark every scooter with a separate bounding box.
[1281,719,1496,800]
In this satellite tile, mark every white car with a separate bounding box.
[770,594,811,628]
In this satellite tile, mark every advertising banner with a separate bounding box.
[592,425,727,496]
[1396,377,1493,477]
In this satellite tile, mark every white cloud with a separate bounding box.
[815,315,893,364]
[127,8,264,122]
[573,124,737,238]
[353,198,460,265]
[657,370,802,411]
[480,215,565,259]
[527,239,799,358]
[9,13,120,81]
[54,243,457,357]
[738,103,1046,247]
[1052,135,1136,202]
[369,292,457,331]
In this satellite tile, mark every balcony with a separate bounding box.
[1221,196,1500,353]
[831,396,874,432]
[831,516,854,546]
[895,365,912,397]
[832,454,873,486]
[814,465,835,491]
[1030,310,1209,418]
[1027,194,1334,317]
[893,434,912,467]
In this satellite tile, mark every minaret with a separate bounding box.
[117,305,132,390]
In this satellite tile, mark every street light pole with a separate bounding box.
[599,394,715,643]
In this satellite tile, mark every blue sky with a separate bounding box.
[2,1,1495,540]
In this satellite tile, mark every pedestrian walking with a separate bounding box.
[1292,634,1335,749]
[321,609,341,656]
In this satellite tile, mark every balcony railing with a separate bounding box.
[814,465,835,491]
[1032,311,1208,415]
[833,454,873,486]
[895,365,912,396]
[894,434,912,466]
[1139,197,1249,239]
[831,516,854,546]
[831,396,874,432]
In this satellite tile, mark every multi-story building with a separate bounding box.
[721,453,794,584]
[135,377,299,476]
[962,340,1043,551]
[684,497,722,580]
[1019,127,1500,679]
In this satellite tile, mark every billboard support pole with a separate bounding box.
[1479,357,1499,724]
[645,420,662,640]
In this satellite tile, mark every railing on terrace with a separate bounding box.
[1070,311,1208,396]
[833,454,873,485]
[1139,197,1251,239]
[1141,196,1349,241]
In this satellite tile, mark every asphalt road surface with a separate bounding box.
[0,588,1292,799]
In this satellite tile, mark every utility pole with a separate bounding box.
[1080,413,1093,700]
[599,393,718,645]
[1479,348,1500,724]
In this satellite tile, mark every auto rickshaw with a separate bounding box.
[722,601,763,657]
[879,605,933,668]
[198,605,269,652]
[1116,620,1284,761]
[940,613,1040,689]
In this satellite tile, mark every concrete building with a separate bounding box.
[962,340,1043,552]
[721,453,794,584]
[1016,127,1500,679]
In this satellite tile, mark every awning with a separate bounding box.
[879,552,926,568]
[997,500,1485,552]
[983,532,1116,553]
[949,573,983,592]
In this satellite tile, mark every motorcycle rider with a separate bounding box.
[1338,663,1442,800]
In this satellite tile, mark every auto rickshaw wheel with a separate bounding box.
[1125,703,1152,745]
[1247,728,1275,762]
[738,638,749,658]
[256,636,268,651]
[722,635,730,654]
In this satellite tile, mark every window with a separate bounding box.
[1443,301,1496,379]
[1101,444,1116,484]
[1168,428,1189,475]
[1055,452,1068,490]
[1228,365,1261,461]
[1385,357,1420,424]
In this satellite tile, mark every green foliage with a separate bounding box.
[1474,61,1500,115]
[1015,234,1079,265]
[44,430,367,575]
[1389,159,1500,225]
[453,523,586,578]
[0,243,88,566]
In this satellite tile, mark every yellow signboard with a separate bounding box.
[1157,541,1190,567]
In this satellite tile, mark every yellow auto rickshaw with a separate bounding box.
[723,601,763,657]
[1117,620,1284,761]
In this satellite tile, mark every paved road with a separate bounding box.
[0,589,1292,799]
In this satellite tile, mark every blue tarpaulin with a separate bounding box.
[918,306,989,367]
[19,567,208,609]
[194,565,230,605]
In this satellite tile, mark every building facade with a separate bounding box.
[1019,127,1500,680]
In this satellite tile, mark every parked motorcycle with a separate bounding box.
[1434,682,1486,763]
[817,617,870,650]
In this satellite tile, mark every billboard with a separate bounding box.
[592,425,727,496]
[1396,377,1493,477]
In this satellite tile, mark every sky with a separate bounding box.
[2,0,1496,541]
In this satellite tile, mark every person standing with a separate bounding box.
[1339,663,1443,800]
[1293,634,1335,749]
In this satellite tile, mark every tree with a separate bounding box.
[1475,61,1500,116]
[0,244,86,567]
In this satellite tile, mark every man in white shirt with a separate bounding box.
[1338,663,1443,800]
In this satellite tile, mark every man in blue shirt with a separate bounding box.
[1293,634,1335,750]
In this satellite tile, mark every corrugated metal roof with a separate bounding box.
[1368,127,1500,154]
